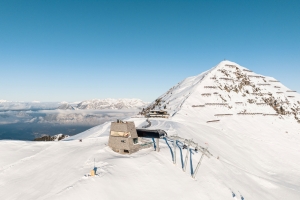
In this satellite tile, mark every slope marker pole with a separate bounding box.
[192,147,207,178]
[156,138,160,152]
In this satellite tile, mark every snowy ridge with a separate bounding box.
[0,102,60,111]
[76,98,148,110]
[0,99,148,111]
[140,66,215,116]
[57,103,75,110]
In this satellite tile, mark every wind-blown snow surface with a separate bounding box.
[1,61,300,200]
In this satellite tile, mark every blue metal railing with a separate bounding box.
[163,137,174,161]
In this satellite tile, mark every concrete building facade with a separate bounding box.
[108,120,140,154]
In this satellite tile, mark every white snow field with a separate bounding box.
[1,61,300,200]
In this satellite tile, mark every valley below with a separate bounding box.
[0,99,146,140]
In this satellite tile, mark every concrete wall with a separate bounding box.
[108,121,139,154]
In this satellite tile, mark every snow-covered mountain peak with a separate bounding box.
[57,103,75,110]
[141,61,300,122]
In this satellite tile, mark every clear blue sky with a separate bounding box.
[1,0,299,102]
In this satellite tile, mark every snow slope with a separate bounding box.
[1,61,300,200]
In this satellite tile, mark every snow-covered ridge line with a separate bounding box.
[76,98,148,110]
[0,102,60,111]
[0,98,148,111]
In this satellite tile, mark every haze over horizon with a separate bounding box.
[1,0,299,102]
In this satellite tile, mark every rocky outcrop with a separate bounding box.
[33,134,69,141]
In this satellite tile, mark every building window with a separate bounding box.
[110,131,131,138]
[124,150,129,153]
[133,138,138,144]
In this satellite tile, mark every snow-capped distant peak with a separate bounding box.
[76,98,148,110]
[57,103,75,110]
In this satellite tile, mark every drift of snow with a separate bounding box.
[1,61,300,200]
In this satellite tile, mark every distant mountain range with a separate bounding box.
[0,98,148,111]
[75,98,148,110]
[0,101,59,111]
[0,99,148,125]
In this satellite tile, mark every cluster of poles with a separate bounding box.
[153,135,213,179]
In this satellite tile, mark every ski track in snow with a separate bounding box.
[0,143,53,174]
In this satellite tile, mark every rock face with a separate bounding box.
[33,134,69,141]
[141,61,300,122]
[76,98,148,110]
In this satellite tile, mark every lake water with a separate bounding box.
[0,109,138,141]
[0,123,94,141]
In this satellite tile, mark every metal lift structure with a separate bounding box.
[136,128,213,179]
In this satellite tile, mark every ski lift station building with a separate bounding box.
[108,120,166,154]
[147,110,169,118]
[109,120,140,154]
